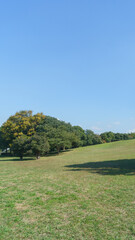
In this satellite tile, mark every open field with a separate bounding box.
[0,140,135,240]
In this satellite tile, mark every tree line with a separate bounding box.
[0,111,134,159]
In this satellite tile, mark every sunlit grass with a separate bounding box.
[0,140,135,239]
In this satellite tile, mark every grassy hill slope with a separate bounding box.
[0,140,135,240]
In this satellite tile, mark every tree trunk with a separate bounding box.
[36,155,40,159]
[20,156,23,160]
[57,147,60,154]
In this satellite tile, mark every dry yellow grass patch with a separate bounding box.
[15,203,29,211]
[22,217,36,224]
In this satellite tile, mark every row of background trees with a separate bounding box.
[0,111,135,159]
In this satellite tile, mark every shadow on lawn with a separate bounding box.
[46,149,72,157]
[0,157,36,161]
[0,149,73,161]
[65,159,135,175]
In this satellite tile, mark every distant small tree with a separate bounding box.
[11,135,29,160]
[47,130,78,153]
[72,126,87,146]
[100,132,115,143]
[68,133,80,148]
[92,135,102,145]
[30,133,50,159]
[114,133,123,141]
[129,133,135,139]
[85,130,95,145]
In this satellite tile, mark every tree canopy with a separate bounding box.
[0,110,134,159]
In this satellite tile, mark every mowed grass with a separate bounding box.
[0,140,135,240]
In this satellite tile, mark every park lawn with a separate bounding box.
[0,140,135,240]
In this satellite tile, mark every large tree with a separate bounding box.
[1,111,45,148]
[11,135,29,160]
[30,133,50,159]
[0,128,9,152]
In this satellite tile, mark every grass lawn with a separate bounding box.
[0,140,135,240]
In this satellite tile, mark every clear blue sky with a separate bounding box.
[0,0,135,133]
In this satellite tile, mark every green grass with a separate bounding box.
[0,140,135,240]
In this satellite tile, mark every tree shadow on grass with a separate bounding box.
[0,149,73,161]
[0,157,36,161]
[65,159,135,175]
[46,149,72,157]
